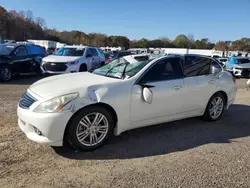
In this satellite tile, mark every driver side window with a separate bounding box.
[141,57,183,83]
[86,48,93,57]
[14,46,27,56]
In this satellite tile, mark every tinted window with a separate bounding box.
[237,58,250,64]
[134,55,149,61]
[142,58,182,83]
[86,48,92,56]
[14,46,27,56]
[54,47,85,56]
[184,56,211,77]
[90,48,98,56]
[97,48,104,55]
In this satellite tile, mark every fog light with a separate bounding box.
[33,126,42,135]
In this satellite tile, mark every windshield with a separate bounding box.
[0,45,15,55]
[54,47,85,56]
[93,56,151,79]
[237,58,250,64]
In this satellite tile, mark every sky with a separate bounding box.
[1,0,250,41]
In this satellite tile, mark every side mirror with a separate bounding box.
[86,54,92,58]
[142,87,153,104]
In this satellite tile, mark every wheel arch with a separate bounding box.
[208,90,228,107]
[63,102,118,145]
[79,63,87,71]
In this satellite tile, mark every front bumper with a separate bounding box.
[233,68,250,77]
[17,106,73,146]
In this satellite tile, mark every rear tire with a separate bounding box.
[79,64,87,72]
[0,66,12,82]
[66,106,114,151]
[203,93,225,121]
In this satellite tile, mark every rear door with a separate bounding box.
[182,56,220,112]
[85,48,95,71]
[90,48,100,68]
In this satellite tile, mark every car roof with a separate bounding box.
[0,43,21,47]
[63,45,88,49]
[0,43,43,48]
[236,57,250,59]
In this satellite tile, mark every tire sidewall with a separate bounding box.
[0,66,12,82]
[66,106,114,150]
[205,93,225,121]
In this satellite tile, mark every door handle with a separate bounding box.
[172,85,182,90]
[208,80,216,84]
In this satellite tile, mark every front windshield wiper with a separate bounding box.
[105,62,129,78]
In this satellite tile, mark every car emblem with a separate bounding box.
[51,63,56,66]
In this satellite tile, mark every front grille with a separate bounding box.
[19,92,37,109]
[43,62,68,72]
[241,69,250,77]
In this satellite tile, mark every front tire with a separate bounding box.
[203,93,225,121]
[0,66,12,82]
[66,106,114,151]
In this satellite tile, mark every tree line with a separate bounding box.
[0,6,250,51]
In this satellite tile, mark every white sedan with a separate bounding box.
[17,54,237,150]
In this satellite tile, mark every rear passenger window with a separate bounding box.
[142,58,183,83]
[90,48,98,56]
[184,56,211,77]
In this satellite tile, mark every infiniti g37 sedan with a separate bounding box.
[17,54,237,150]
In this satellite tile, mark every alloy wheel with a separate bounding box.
[76,112,109,147]
[209,96,224,119]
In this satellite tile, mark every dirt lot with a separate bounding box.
[0,76,250,188]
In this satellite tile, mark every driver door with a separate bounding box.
[12,46,31,73]
[130,57,185,128]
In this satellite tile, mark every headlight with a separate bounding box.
[34,93,78,113]
[67,61,79,66]
[42,60,47,64]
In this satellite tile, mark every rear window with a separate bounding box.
[237,58,250,64]
[134,55,149,61]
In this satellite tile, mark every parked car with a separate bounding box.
[105,50,132,64]
[17,54,237,150]
[0,43,46,81]
[231,57,250,77]
[41,46,105,74]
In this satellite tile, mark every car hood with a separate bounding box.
[29,72,120,98]
[43,55,80,63]
[234,63,250,68]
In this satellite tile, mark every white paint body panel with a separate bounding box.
[41,46,105,74]
[17,57,237,146]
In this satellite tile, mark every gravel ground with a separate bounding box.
[0,76,250,188]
